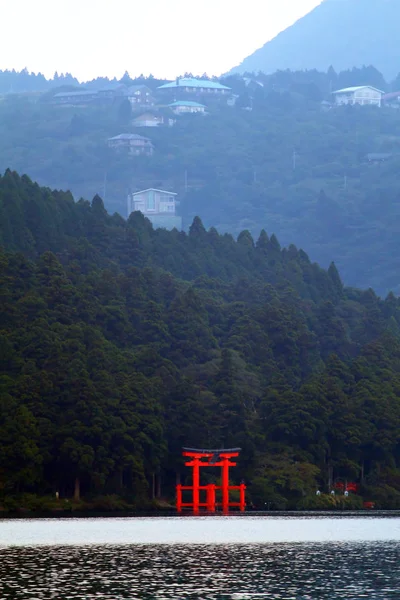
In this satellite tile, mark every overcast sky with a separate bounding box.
[0,0,322,81]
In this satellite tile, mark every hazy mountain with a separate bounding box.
[229,0,400,81]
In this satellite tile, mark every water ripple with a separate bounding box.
[0,542,399,599]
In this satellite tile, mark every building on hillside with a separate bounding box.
[227,94,239,107]
[382,91,400,107]
[157,77,231,100]
[169,100,206,114]
[127,188,181,230]
[127,85,155,108]
[332,86,384,107]
[243,77,264,92]
[108,133,154,156]
[53,90,99,105]
[132,111,174,127]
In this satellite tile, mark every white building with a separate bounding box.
[132,112,175,128]
[132,113,163,127]
[332,86,384,107]
[127,188,182,230]
[169,100,206,115]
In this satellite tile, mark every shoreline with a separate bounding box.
[2,509,400,520]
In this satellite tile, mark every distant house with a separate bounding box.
[243,77,264,92]
[227,94,239,107]
[169,100,206,114]
[127,188,182,230]
[53,90,99,105]
[132,112,173,127]
[382,91,400,107]
[332,86,384,107]
[157,77,231,98]
[108,134,154,156]
[127,85,155,108]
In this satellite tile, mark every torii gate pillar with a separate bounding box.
[176,447,246,514]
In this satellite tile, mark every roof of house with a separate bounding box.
[382,91,400,100]
[332,86,384,94]
[132,188,177,196]
[243,77,264,88]
[54,90,97,98]
[158,77,231,90]
[169,100,206,108]
[108,134,152,141]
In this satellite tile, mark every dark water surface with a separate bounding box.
[1,517,400,599]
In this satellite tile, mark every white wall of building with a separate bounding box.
[334,87,382,107]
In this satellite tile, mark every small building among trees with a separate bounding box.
[127,188,182,230]
[108,133,154,156]
[132,111,174,127]
[127,85,155,108]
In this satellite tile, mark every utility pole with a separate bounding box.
[344,174,348,191]
[184,169,188,193]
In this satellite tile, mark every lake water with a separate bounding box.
[1,515,400,598]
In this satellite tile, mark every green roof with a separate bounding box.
[158,77,230,90]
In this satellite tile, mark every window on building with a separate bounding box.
[147,191,155,210]
[167,205,175,212]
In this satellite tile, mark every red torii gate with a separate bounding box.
[176,447,246,514]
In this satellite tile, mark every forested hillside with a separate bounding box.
[1,171,400,510]
[1,66,400,294]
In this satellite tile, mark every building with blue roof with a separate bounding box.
[158,77,231,102]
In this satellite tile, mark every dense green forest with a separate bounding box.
[1,66,400,294]
[1,171,400,511]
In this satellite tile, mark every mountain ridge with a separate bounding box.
[229,0,400,80]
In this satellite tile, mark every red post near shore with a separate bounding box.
[192,457,200,515]
[221,456,230,514]
[239,482,246,512]
[176,448,244,515]
[176,484,182,513]
[207,483,216,512]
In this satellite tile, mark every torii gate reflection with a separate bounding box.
[176,448,246,514]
